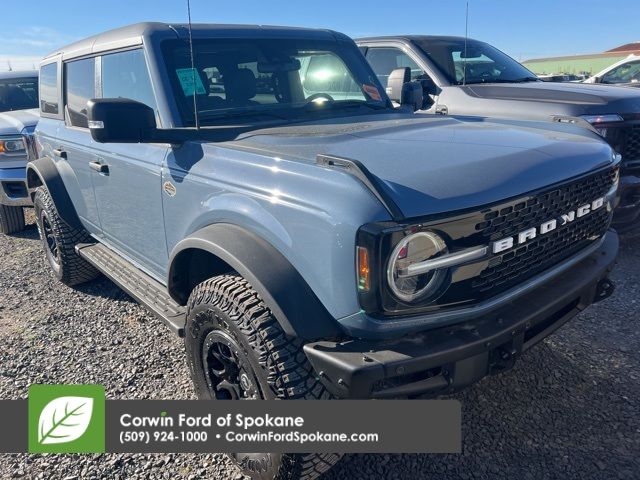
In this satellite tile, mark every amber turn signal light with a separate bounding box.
[357,246,370,292]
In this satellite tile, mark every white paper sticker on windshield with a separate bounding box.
[176,68,206,96]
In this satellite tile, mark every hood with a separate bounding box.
[462,81,640,116]
[0,108,39,136]
[232,114,616,219]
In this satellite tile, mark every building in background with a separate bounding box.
[523,42,640,76]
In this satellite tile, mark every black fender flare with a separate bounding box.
[168,223,342,341]
[26,156,83,230]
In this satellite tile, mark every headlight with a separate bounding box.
[387,231,448,302]
[581,114,624,137]
[0,136,26,155]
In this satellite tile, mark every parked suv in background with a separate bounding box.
[356,36,640,231]
[30,23,619,480]
[0,70,38,234]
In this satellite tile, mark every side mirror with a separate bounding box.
[400,81,423,111]
[420,77,438,96]
[386,67,411,103]
[87,98,157,143]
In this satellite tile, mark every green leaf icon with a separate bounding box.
[37,396,94,445]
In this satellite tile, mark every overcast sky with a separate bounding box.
[2,0,638,70]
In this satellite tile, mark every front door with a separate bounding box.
[90,49,169,279]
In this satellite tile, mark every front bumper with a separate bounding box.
[612,173,640,231]
[304,230,618,399]
[0,167,31,207]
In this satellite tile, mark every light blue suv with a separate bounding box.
[29,23,620,480]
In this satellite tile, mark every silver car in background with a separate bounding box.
[0,70,39,234]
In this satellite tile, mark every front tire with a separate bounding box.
[33,187,99,286]
[0,204,25,234]
[185,274,340,480]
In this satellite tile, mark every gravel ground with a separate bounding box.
[0,211,638,480]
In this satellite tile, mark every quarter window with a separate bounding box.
[64,58,96,128]
[101,49,157,112]
[40,62,59,115]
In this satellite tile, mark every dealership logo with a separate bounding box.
[492,196,605,254]
[28,385,105,453]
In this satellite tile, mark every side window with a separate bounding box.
[39,62,59,115]
[101,49,157,112]
[365,47,426,86]
[64,58,95,128]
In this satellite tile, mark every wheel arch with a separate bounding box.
[26,156,83,230]
[168,223,342,341]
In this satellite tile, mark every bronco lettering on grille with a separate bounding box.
[491,196,606,254]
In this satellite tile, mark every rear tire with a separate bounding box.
[185,274,341,480]
[33,187,99,286]
[0,204,25,234]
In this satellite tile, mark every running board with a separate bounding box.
[75,243,186,336]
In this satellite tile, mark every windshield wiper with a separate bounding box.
[199,109,293,122]
[304,100,389,112]
[462,77,540,85]
[511,76,540,83]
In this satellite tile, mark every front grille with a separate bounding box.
[22,133,37,162]
[622,125,640,173]
[470,167,617,297]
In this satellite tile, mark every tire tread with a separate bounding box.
[187,274,340,480]
[0,204,25,234]
[34,187,98,286]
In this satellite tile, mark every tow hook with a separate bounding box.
[489,345,518,374]
[594,278,615,303]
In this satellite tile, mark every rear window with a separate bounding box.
[39,63,58,115]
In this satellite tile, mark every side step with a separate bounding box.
[76,243,186,336]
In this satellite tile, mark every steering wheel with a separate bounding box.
[306,93,335,104]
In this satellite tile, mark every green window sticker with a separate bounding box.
[176,68,206,96]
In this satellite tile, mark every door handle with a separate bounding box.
[53,148,67,159]
[89,161,109,175]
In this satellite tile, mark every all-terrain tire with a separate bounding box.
[0,204,25,234]
[185,274,341,480]
[33,187,99,286]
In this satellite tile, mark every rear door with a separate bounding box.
[89,48,169,279]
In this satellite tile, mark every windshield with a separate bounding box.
[162,38,390,127]
[412,38,538,85]
[0,76,38,112]
[601,60,640,84]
